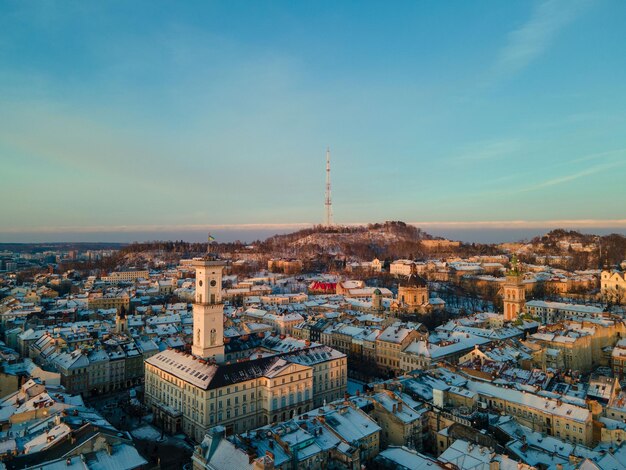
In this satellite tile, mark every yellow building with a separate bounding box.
[460,379,594,446]
[144,255,347,442]
[370,390,425,449]
[527,319,625,373]
[375,325,425,374]
[397,267,429,313]
[102,270,150,283]
[145,350,313,440]
[267,258,303,274]
[526,328,593,372]
[87,291,130,310]
[503,256,525,322]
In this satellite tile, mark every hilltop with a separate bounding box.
[95,225,624,270]
[498,229,626,270]
[258,221,441,259]
[111,221,501,263]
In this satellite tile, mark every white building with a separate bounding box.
[602,270,626,304]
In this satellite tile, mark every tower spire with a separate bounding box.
[325,147,333,227]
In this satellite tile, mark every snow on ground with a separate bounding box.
[131,425,162,441]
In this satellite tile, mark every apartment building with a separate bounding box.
[456,379,594,446]
[376,325,425,374]
[101,270,150,283]
[525,300,605,324]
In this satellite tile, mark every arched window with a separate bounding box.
[210,329,216,345]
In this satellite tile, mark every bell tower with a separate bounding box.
[503,255,525,322]
[191,256,226,362]
[116,305,127,335]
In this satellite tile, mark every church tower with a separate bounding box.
[191,256,226,362]
[116,306,127,335]
[372,288,383,311]
[503,255,525,322]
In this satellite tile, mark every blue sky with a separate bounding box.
[1,0,625,242]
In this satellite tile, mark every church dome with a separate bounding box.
[400,273,427,288]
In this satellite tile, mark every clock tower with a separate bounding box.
[503,255,525,322]
[191,256,226,362]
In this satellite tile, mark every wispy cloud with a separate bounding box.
[518,160,624,192]
[454,138,522,162]
[568,148,626,165]
[490,0,589,82]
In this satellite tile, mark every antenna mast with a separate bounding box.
[325,147,333,227]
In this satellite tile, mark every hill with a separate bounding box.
[258,221,438,259]
[512,229,626,269]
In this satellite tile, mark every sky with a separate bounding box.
[1,0,625,243]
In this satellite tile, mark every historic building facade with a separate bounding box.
[503,256,525,322]
[144,255,347,442]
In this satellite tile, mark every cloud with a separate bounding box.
[0,223,316,234]
[518,160,624,192]
[2,219,626,235]
[408,220,626,230]
[454,138,522,162]
[568,148,626,165]
[490,0,589,82]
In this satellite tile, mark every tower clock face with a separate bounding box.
[210,280,217,287]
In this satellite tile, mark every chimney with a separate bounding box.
[398,402,403,412]
[392,404,397,413]
[253,454,275,470]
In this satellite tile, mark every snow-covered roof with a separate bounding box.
[466,379,590,423]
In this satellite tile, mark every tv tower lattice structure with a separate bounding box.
[325,147,333,227]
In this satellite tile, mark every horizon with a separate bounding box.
[1,219,625,245]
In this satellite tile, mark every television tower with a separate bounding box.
[325,147,333,227]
